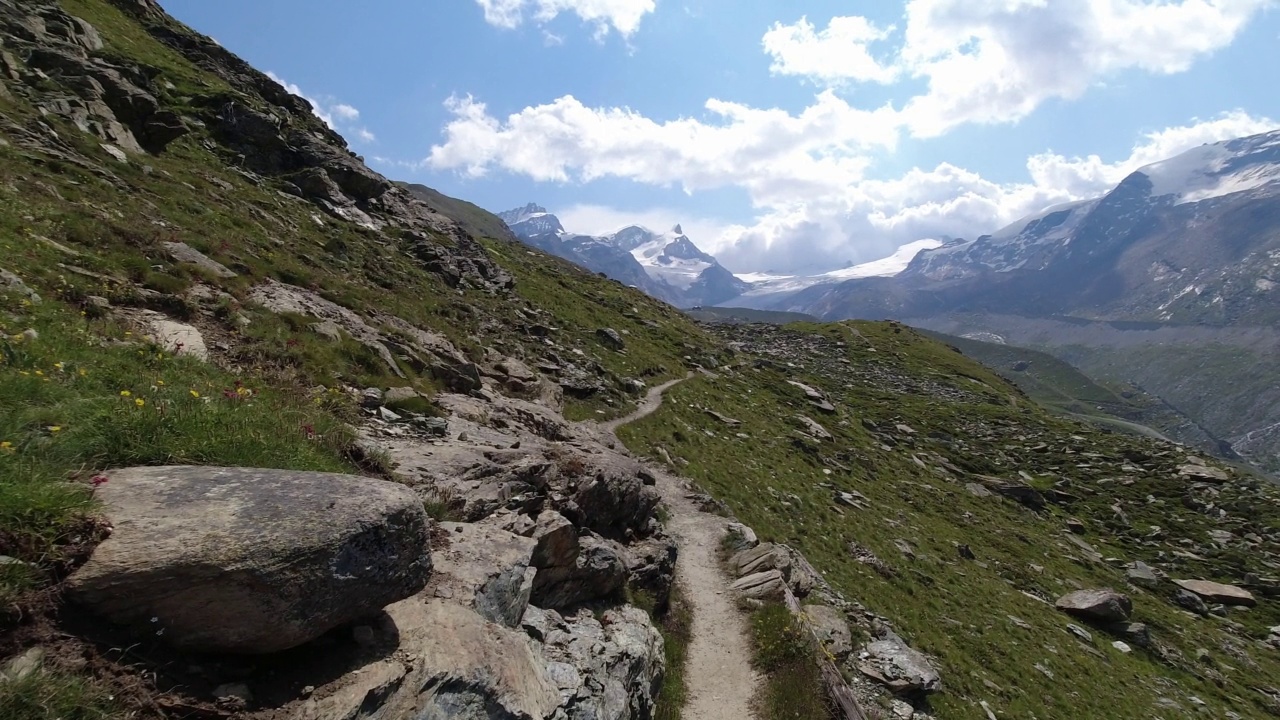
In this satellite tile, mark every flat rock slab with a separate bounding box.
[431,521,535,628]
[162,241,237,279]
[1175,579,1257,607]
[121,309,208,360]
[68,466,431,654]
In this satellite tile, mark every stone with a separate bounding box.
[725,522,758,553]
[860,630,942,694]
[730,570,787,600]
[530,534,626,609]
[359,387,384,408]
[526,510,579,570]
[891,699,915,719]
[965,483,993,498]
[1054,589,1132,623]
[414,416,449,437]
[805,605,853,659]
[730,543,791,578]
[1,268,40,304]
[66,466,431,654]
[213,683,252,705]
[795,415,834,441]
[1,647,44,682]
[1126,561,1160,589]
[1173,588,1209,615]
[378,406,403,423]
[310,320,343,342]
[162,241,236,279]
[432,522,536,628]
[1174,579,1257,607]
[1178,464,1230,482]
[596,327,625,351]
[383,386,422,406]
[1066,623,1093,642]
[525,605,664,720]
[1066,518,1086,534]
[1112,641,1132,653]
[123,310,208,360]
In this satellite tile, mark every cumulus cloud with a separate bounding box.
[474,0,655,37]
[762,16,899,84]
[430,1,1276,273]
[764,0,1271,136]
[267,72,376,145]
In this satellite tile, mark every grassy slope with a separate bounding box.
[620,320,1280,720]
[1,0,711,675]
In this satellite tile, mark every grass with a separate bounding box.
[652,583,694,720]
[620,320,1280,720]
[0,668,119,720]
[0,292,358,603]
[748,603,831,720]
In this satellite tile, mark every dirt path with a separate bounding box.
[601,373,760,720]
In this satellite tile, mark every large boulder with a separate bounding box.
[1174,579,1257,607]
[805,605,853,660]
[1054,589,1132,623]
[67,466,431,654]
[531,535,627,609]
[730,570,787,601]
[569,467,660,539]
[730,543,791,579]
[431,522,536,628]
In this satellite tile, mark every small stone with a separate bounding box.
[1112,641,1132,654]
[1055,589,1132,622]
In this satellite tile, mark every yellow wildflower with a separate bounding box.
[134,398,145,408]
[156,379,165,386]
[120,390,131,397]
[48,426,62,433]
[78,369,87,377]
[0,441,13,453]
[53,362,64,370]
[34,370,43,376]
[189,390,200,398]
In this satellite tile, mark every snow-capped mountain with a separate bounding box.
[497,206,749,307]
[730,239,944,308]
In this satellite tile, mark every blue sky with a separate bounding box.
[163,0,1280,274]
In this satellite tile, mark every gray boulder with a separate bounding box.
[432,522,536,628]
[730,570,787,600]
[67,466,431,654]
[859,630,942,694]
[1174,579,1257,607]
[596,327,625,351]
[730,543,791,579]
[531,535,626,609]
[806,605,853,659]
[1054,589,1132,623]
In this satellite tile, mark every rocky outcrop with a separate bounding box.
[532,534,627,610]
[67,466,432,654]
[431,522,536,628]
[523,605,665,720]
[858,629,942,695]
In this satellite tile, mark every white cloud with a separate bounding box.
[764,1,1272,136]
[762,15,898,84]
[474,0,655,37]
[267,72,376,145]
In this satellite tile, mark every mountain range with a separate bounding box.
[758,129,1280,475]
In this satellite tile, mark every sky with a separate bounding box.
[162,0,1280,275]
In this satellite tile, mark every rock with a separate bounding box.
[123,310,208,360]
[1173,588,1210,615]
[1,647,44,682]
[623,533,678,608]
[965,483,992,498]
[1178,464,1230,482]
[795,415,833,441]
[66,466,431,654]
[725,522,758,552]
[432,522,536,628]
[525,510,579,570]
[303,600,560,720]
[1066,518,1086,534]
[531,534,626,609]
[1066,623,1093,642]
[378,406,403,423]
[1112,641,1132,653]
[596,327,625,351]
[213,683,252,705]
[359,387,384,408]
[1054,589,1132,623]
[414,416,449,437]
[730,543,791,579]
[525,605,664,720]
[1,268,40,304]
[805,605,853,659]
[860,630,942,694]
[980,477,1045,510]
[162,241,237,279]
[383,386,422,407]
[1174,579,1257,607]
[310,320,343,342]
[730,569,787,600]
[1126,561,1161,589]
[571,468,660,538]
[1106,622,1151,648]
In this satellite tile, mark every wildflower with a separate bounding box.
[90,475,109,487]
[134,398,145,408]
[120,390,131,397]
[189,390,200,398]
[18,371,29,376]
[34,370,43,376]
[48,426,62,433]
[156,379,165,386]
[53,362,64,370]
[78,368,87,377]
[302,423,316,440]
[0,441,13,453]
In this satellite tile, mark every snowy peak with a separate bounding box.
[1135,128,1280,206]
[497,202,564,237]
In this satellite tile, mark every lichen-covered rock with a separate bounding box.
[858,630,942,694]
[67,466,431,654]
[431,522,536,628]
[532,535,626,610]
[1055,589,1132,622]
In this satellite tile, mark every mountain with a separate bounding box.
[774,129,1280,474]
[498,205,750,307]
[733,238,944,308]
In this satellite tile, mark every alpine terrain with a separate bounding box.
[2,3,1280,720]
